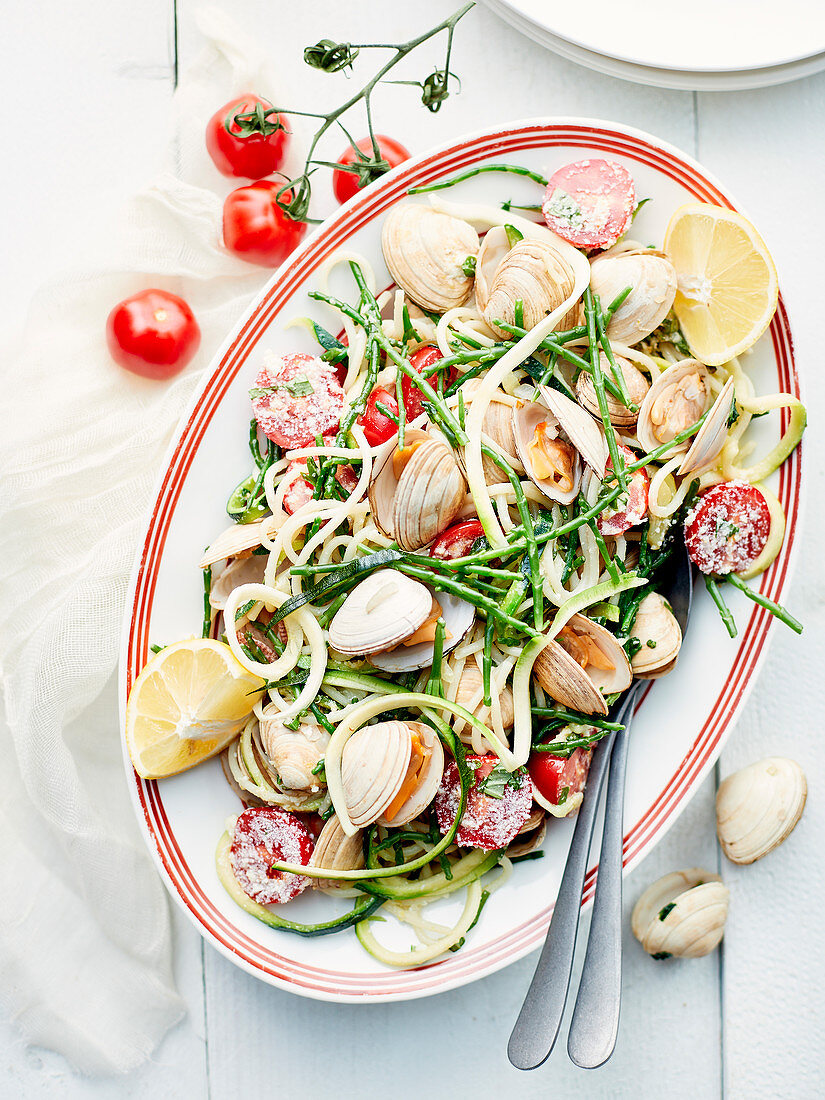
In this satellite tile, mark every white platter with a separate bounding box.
[119,118,803,1002]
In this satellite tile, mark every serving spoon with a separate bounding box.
[508,534,693,1071]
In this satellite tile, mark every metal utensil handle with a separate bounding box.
[507,730,616,1071]
[567,687,638,1068]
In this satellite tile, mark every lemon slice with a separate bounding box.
[126,639,266,779]
[663,203,778,366]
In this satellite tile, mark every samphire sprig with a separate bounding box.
[264,4,474,222]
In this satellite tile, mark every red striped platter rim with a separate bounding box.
[119,118,803,1002]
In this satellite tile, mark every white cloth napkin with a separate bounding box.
[0,10,300,1075]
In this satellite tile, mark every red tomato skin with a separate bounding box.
[251,353,343,449]
[684,481,771,575]
[230,807,314,905]
[402,345,458,419]
[598,444,650,537]
[528,747,592,806]
[435,754,534,851]
[356,387,399,446]
[282,461,314,515]
[223,182,307,267]
[333,135,411,204]
[205,95,289,179]
[429,520,486,561]
[106,289,200,379]
[543,158,635,250]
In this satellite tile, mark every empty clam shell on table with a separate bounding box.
[716,757,807,864]
[631,868,730,959]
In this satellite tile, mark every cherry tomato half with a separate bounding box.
[229,807,314,905]
[542,159,635,250]
[528,747,592,808]
[598,444,649,537]
[205,94,289,179]
[402,345,458,420]
[685,481,771,575]
[106,289,200,380]
[435,755,533,851]
[223,181,307,267]
[332,135,411,205]
[429,520,486,561]
[356,387,400,446]
[251,353,343,449]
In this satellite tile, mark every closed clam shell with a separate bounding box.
[590,249,677,346]
[198,517,276,568]
[376,722,444,826]
[636,359,713,455]
[210,555,268,611]
[482,396,522,485]
[632,868,729,959]
[381,204,479,313]
[474,226,512,314]
[368,588,475,672]
[392,439,467,551]
[576,354,650,428]
[368,428,428,540]
[341,720,412,827]
[327,570,432,656]
[678,376,736,477]
[533,614,632,716]
[716,757,807,865]
[259,718,329,791]
[454,663,515,729]
[630,592,682,678]
[512,401,581,505]
[311,815,365,873]
[481,237,579,338]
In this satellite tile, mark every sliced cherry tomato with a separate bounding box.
[356,387,399,446]
[229,807,314,904]
[106,289,200,380]
[205,94,289,179]
[402,345,459,419]
[528,747,592,809]
[223,181,307,267]
[334,463,360,495]
[429,520,486,560]
[332,134,411,205]
[542,159,636,250]
[685,481,771,575]
[251,353,344,448]
[598,444,649,537]
[435,754,533,851]
[282,460,314,515]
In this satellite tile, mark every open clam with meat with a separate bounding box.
[126,151,804,970]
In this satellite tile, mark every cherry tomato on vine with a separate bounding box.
[332,135,411,204]
[106,289,200,380]
[429,520,486,561]
[356,387,399,446]
[528,747,592,808]
[223,182,307,267]
[205,94,290,179]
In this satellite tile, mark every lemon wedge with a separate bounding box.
[126,639,266,779]
[663,203,778,366]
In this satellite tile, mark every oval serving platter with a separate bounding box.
[119,118,803,1002]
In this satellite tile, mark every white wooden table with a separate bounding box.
[1,2,823,1096]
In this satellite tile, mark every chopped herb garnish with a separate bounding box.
[461,255,477,277]
[658,902,676,921]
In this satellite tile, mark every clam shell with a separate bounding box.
[507,808,546,858]
[479,236,579,338]
[589,249,677,346]
[630,592,682,679]
[716,757,807,865]
[376,722,444,826]
[482,396,522,485]
[368,428,428,540]
[368,588,475,672]
[538,385,608,478]
[474,226,512,314]
[341,720,411,827]
[381,204,479,313]
[678,376,736,477]
[533,614,632,715]
[259,718,329,791]
[576,354,650,428]
[311,815,365,873]
[210,555,269,610]
[512,401,581,505]
[454,663,515,729]
[199,517,276,568]
[636,359,713,455]
[327,570,432,656]
[631,869,729,959]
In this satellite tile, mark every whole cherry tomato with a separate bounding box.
[429,520,486,560]
[356,387,399,446]
[205,94,289,179]
[106,289,200,380]
[223,182,307,267]
[332,135,411,205]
